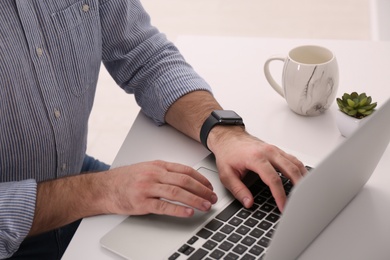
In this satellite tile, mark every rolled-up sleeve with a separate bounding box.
[0,180,37,258]
[100,0,212,125]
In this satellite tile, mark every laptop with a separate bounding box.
[100,98,390,260]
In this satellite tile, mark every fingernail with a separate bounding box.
[185,208,194,216]
[202,201,212,211]
[211,194,218,204]
[243,197,251,208]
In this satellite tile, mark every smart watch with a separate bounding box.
[200,110,245,150]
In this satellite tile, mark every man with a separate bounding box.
[0,0,307,259]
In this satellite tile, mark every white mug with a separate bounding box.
[264,45,339,116]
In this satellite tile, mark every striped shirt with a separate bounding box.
[0,0,211,257]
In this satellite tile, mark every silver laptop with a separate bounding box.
[100,98,390,260]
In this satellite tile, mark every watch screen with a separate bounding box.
[212,110,240,120]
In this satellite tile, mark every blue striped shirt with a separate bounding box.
[0,0,211,257]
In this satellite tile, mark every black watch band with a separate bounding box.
[200,110,244,151]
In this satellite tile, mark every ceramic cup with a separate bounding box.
[264,45,339,116]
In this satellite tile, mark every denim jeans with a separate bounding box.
[9,155,110,260]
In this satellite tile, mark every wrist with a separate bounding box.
[207,125,246,153]
[200,110,245,151]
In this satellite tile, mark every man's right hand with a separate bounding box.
[102,160,218,217]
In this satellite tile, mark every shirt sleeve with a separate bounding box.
[0,180,37,258]
[99,0,213,125]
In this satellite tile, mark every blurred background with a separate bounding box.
[87,0,381,165]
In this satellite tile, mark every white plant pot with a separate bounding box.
[335,111,365,138]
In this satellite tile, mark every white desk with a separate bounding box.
[63,36,390,259]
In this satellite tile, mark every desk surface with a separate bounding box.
[63,36,390,259]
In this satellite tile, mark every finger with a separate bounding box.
[153,161,214,190]
[265,172,287,212]
[148,198,195,218]
[280,151,308,176]
[273,152,308,184]
[218,169,254,208]
[152,183,213,212]
[157,171,218,204]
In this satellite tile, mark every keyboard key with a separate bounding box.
[266,229,275,238]
[237,209,251,219]
[259,189,272,198]
[205,219,223,231]
[243,217,259,228]
[258,220,273,231]
[236,225,250,235]
[232,244,248,255]
[241,236,256,247]
[254,196,267,205]
[211,232,226,242]
[241,254,256,260]
[218,241,234,251]
[249,245,264,256]
[249,228,265,238]
[178,244,195,255]
[168,252,180,260]
[210,249,225,259]
[224,252,239,260]
[260,203,275,213]
[220,224,234,234]
[202,240,218,250]
[197,228,213,239]
[216,200,242,221]
[188,248,208,260]
[187,236,198,245]
[266,197,277,206]
[252,210,266,220]
[227,233,242,243]
[265,213,279,223]
[258,237,271,248]
[228,217,243,227]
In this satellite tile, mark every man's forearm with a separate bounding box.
[165,90,223,142]
[29,171,110,236]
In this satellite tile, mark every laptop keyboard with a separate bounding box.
[168,169,303,260]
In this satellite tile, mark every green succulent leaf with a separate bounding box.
[336,91,377,118]
[347,109,357,116]
[347,99,355,107]
[359,97,368,106]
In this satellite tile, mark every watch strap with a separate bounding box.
[200,114,220,150]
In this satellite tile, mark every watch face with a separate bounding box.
[212,110,240,119]
[212,110,243,124]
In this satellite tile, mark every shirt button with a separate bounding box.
[61,163,67,171]
[82,4,90,12]
[54,109,61,118]
[36,47,43,57]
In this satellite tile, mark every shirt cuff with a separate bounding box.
[0,179,37,258]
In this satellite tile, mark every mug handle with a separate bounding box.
[264,56,285,97]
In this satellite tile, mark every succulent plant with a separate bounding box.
[336,92,377,119]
